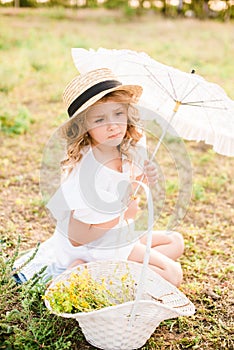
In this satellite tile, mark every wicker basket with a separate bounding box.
[45,260,195,350]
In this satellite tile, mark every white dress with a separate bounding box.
[14,141,148,282]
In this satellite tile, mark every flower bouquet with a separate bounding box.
[44,260,195,350]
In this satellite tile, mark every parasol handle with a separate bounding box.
[133,109,178,197]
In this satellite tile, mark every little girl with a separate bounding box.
[14,68,184,286]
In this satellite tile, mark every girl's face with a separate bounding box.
[86,102,128,147]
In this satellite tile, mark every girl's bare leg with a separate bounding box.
[128,243,183,287]
[140,231,184,261]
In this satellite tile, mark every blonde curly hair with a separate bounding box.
[60,90,143,173]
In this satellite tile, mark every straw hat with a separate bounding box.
[63,68,143,119]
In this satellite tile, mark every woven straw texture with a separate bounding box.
[45,260,195,350]
[63,68,143,118]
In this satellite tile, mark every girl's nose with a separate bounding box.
[106,116,120,130]
[107,121,119,130]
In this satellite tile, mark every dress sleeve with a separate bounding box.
[46,165,124,225]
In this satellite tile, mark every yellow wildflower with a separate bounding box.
[45,265,136,314]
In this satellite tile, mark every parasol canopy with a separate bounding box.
[72,47,234,157]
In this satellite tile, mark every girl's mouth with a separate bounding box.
[108,133,122,139]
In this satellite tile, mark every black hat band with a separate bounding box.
[68,80,122,117]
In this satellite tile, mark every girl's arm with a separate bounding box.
[68,198,139,246]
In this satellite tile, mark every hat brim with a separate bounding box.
[69,84,143,120]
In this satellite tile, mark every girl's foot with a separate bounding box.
[67,259,86,269]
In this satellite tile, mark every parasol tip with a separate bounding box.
[191,69,196,74]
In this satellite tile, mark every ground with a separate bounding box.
[0,7,233,349]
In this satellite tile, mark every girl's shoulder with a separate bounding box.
[62,145,91,180]
[129,134,148,160]
[126,135,148,177]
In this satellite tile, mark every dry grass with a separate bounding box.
[0,8,234,349]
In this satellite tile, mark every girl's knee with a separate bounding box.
[168,231,184,257]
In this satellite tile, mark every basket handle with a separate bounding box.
[128,180,154,323]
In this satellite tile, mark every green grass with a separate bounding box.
[0,7,234,350]
[0,242,85,349]
[0,106,34,135]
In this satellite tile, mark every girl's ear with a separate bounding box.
[67,122,79,139]
[84,132,89,141]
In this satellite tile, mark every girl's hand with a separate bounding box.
[124,197,139,220]
[144,160,158,185]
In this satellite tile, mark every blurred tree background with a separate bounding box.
[0,0,234,21]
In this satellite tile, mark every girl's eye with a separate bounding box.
[116,111,125,116]
[94,118,104,124]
